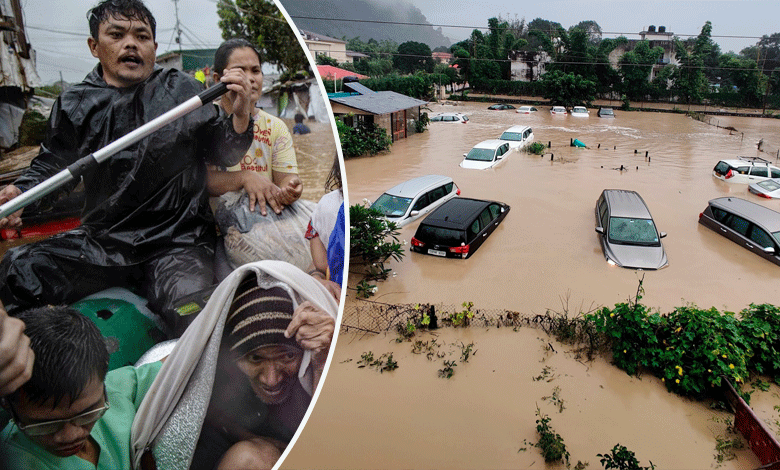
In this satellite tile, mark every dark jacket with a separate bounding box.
[13,65,253,263]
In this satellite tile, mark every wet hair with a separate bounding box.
[213,38,263,75]
[325,155,342,191]
[88,0,156,40]
[295,113,305,123]
[11,306,109,408]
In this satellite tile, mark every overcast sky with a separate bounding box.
[21,0,229,84]
[22,0,780,85]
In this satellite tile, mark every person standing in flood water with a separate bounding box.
[0,0,254,336]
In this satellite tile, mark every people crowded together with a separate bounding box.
[0,0,343,468]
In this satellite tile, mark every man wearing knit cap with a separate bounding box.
[191,274,334,470]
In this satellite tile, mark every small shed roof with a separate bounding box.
[330,90,427,115]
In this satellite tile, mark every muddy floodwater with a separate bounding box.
[282,103,780,469]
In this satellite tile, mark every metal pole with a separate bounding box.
[0,83,228,219]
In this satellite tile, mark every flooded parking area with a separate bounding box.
[345,102,780,314]
[281,103,780,469]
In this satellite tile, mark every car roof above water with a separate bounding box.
[384,175,453,198]
[472,139,505,149]
[503,125,532,133]
[708,197,780,232]
[602,189,653,219]
[421,197,494,230]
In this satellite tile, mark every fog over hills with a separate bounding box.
[279,0,452,48]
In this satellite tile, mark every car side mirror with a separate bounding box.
[764,246,775,254]
[595,227,604,234]
[410,210,420,217]
[660,232,667,239]
[463,153,467,158]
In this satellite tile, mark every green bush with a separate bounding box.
[414,112,430,133]
[598,444,654,470]
[535,408,569,464]
[585,282,780,399]
[349,204,404,297]
[336,118,391,158]
[527,142,546,155]
[19,110,47,146]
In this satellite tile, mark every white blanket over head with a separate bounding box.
[130,260,338,470]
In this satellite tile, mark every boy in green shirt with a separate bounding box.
[0,305,161,469]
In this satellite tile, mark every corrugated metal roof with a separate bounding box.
[343,82,374,95]
[330,91,427,115]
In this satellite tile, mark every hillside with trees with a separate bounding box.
[279,0,451,49]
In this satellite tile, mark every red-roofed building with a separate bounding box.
[316,66,368,81]
[432,52,453,64]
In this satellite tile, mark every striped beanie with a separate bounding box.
[225,276,299,357]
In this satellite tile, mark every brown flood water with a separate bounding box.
[282,103,780,469]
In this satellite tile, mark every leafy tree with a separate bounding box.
[316,55,338,67]
[571,20,602,45]
[525,18,565,54]
[394,41,434,74]
[216,0,308,74]
[742,32,780,76]
[671,22,714,104]
[718,53,764,107]
[619,40,664,100]
[540,69,596,106]
[451,18,526,83]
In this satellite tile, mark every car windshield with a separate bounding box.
[774,231,780,246]
[416,225,465,245]
[573,107,586,113]
[608,217,660,246]
[465,148,496,161]
[553,107,565,112]
[758,180,780,191]
[371,194,412,217]
[601,109,613,115]
[500,132,523,141]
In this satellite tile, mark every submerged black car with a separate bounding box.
[487,103,516,110]
[410,197,510,259]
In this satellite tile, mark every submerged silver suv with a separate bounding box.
[595,189,668,270]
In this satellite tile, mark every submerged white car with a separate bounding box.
[516,106,538,114]
[460,140,511,170]
[571,106,590,117]
[550,106,567,115]
[498,125,534,150]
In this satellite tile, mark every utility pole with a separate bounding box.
[173,0,182,54]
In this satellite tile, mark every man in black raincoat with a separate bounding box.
[0,0,255,336]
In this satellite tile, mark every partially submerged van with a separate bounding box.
[698,197,780,266]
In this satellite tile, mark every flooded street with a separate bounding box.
[282,103,780,469]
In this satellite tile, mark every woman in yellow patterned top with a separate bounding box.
[207,39,303,217]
